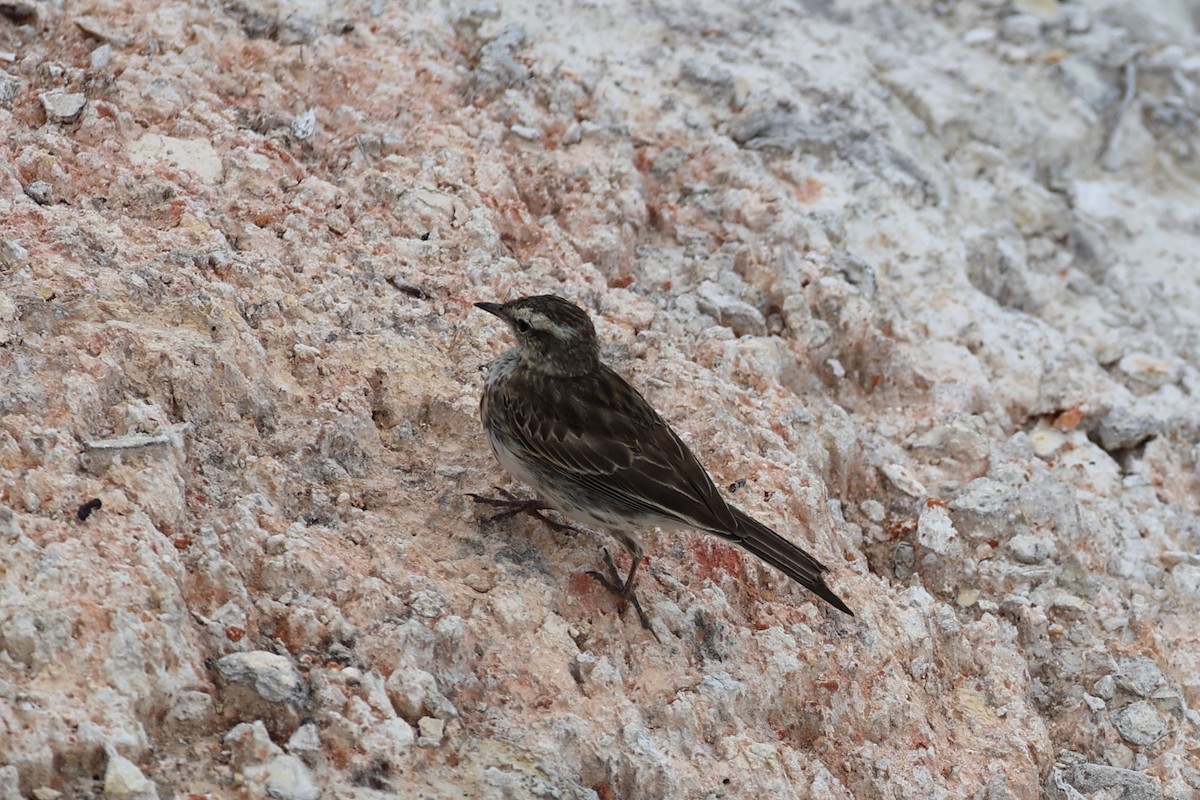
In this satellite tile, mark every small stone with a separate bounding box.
[1061,6,1091,34]
[1068,763,1161,799]
[40,89,87,123]
[417,715,445,746]
[33,788,63,800]
[386,666,458,723]
[1008,533,1052,564]
[103,753,159,800]
[1117,352,1179,391]
[509,123,540,140]
[881,463,928,498]
[860,499,886,523]
[291,108,316,140]
[652,145,687,176]
[286,723,320,753]
[1093,674,1116,700]
[127,133,224,184]
[1043,589,1089,613]
[75,15,130,44]
[917,502,957,555]
[695,280,767,336]
[963,27,996,46]
[226,720,283,769]
[90,44,111,69]
[1029,428,1065,458]
[216,651,306,706]
[24,181,53,205]
[1000,14,1041,43]
[1013,0,1058,20]
[0,239,28,269]
[0,73,17,108]
[956,588,980,607]
[1083,693,1105,712]
[1114,656,1168,698]
[1097,406,1166,451]
[164,690,214,732]
[257,754,321,800]
[951,477,1015,515]
[1111,701,1166,746]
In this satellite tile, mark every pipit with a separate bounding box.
[472,294,853,620]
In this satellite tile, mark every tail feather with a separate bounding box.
[720,506,854,616]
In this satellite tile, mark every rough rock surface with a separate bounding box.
[1,0,1198,797]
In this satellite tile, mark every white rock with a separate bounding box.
[881,463,928,498]
[256,754,321,800]
[1111,701,1166,746]
[40,90,86,123]
[127,133,224,183]
[103,754,159,800]
[417,716,445,746]
[1029,428,1066,458]
[216,651,306,705]
[917,503,957,555]
[1008,533,1052,564]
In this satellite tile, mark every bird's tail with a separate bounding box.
[721,505,854,616]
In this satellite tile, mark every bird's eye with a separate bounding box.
[515,319,531,333]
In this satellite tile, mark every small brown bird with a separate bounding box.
[473,294,853,618]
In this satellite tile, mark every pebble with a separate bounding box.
[1061,6,1091,34]
[1029,428,1065,458]
[40,89,87,123]
[1096,405,1167,452]
[257,754,321,800]
[950,477,1016,515]
[127,133,224,183]
[417,716,445,747]
[291,108,316,140]
[1008,533,1052,564]
[386,666,458,723]
[860,499,886,523]
[287,723,321,753]
[0,73,16,107]
[1000,14,1041,44]
[917,502,957,555]
[24,180,53,205]
[881,463,928,498]
[215,651,306,706]
[1068,763,1160,799]
[1112,701,1166,746]
[963,27,996,46]
[651,145,686,176]
[90,44,111,69]
[1115,657,1168,698]
[226,720,283,768]
[1117,352,1179,391]
[694,280,766,337]
[103,754,159,800]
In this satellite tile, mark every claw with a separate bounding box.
[466,490,574,533]
[587,548,655,636]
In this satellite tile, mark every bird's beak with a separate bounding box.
[475,302,506,318]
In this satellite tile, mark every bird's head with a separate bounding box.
[475,294,601,377]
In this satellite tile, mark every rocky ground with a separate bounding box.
[1,0,1198,797]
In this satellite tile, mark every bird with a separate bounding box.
[471,294,854,622]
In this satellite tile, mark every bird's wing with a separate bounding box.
[503,365,740,531]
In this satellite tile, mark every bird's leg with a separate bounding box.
[466,487,574,533]
[587,548,654,633]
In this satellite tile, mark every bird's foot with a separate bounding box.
[587,549,655,636]
[466,487,574,533]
